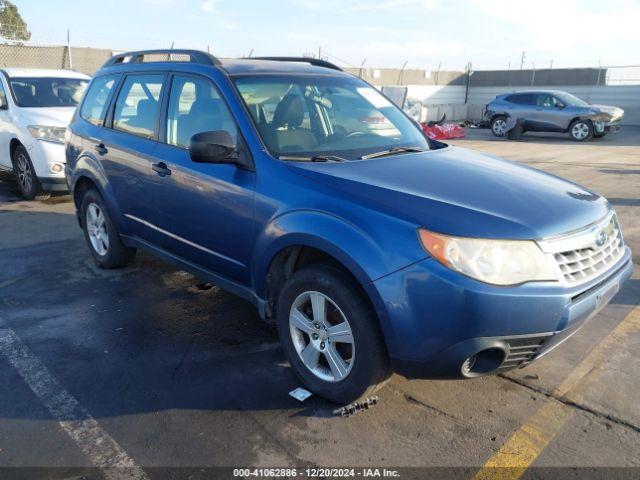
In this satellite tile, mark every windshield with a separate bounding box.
[234,75,429,159]
[9,77,88,107]
[555,92,589,107]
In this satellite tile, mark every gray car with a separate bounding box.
[484,90,624,141]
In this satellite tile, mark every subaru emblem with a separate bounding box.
[595,229,607,247]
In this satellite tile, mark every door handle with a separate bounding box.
[94,143,108,155]
[152,162,172,177]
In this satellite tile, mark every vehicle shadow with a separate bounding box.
[461,126,640,147]
[0,209,342,421]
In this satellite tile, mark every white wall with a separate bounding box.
[405,85,467,122]
[403,84,640,125]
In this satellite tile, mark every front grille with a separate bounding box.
[498,335,549,370]
[552,215,624,286]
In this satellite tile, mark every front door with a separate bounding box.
[149,73,256,284]
[531,93,567,131]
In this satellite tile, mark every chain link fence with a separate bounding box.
[0,40,112,75]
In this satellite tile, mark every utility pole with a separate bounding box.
[398,60,408,85]
[520,51,526,70]
[549,59,553,69]
[318,46,321,60]
[66,29,73,70]
[359,58,367,78]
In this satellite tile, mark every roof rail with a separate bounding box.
[251,56,342,72]
[103,49,221,68]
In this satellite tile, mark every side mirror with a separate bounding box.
[555,102,565,109]
[0,93,8,110]
[189,130,239,164]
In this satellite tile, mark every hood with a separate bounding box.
[287,146,610,240]
[17,106,76,127]
[588,104,624,121]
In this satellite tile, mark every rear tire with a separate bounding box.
[276,265,390,404]
[490,116,507,137]
[569,119,593,141]
[12,145,50,200]
[80,189,136,269]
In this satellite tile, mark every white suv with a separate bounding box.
[0,68,89,199]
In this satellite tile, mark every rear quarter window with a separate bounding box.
[80,75,119,126]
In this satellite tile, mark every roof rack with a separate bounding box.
[251,56,343,72]
[103,49,221,68]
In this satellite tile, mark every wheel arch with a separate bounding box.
[69,156,124,232]
[252,210,401,353]
[9,137,23,161]
[490,112,509,123]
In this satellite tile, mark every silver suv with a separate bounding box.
[484,90,624,141]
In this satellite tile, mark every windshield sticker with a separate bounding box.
[357,87,392,109]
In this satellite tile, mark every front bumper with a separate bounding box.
[372,247,633,379]
[25,139,68,190]
[594,118,623,134]
[39,177,68,192]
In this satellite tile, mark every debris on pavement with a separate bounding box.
[333,395,380,418]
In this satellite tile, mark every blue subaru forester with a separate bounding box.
[66,50,632,403]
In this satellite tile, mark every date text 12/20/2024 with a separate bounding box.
[233,468,401,478]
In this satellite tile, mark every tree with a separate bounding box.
[0,1,30,41]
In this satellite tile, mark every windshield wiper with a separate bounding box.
[279,155,346,162]
[360,147,426,160]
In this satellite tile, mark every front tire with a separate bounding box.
[12,145,50,200]
[569,119,593,141]
[276,265,390,404]
[80,189,136,269]
[490,116,508,137]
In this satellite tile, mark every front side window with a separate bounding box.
[9,77,88,107]
[554,92,589,107]
[234,75,428,159]
[80,75,118,126]
[113,74,164,139]
[166,75,237,148]
[536,94,555,108]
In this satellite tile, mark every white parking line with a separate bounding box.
[0,326,148,480]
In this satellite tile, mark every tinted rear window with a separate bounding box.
[112,74,164,139]
[506,94,536,105]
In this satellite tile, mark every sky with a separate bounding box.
[15,0,640,70]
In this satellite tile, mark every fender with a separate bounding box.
[251,210,393,297]
[251,210,410,353]
[69,151,127,234]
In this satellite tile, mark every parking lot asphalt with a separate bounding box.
[0,128,638,479]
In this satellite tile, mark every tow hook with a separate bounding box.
[333,395,379,418]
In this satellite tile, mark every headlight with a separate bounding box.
[28,125,66,144]
[418,229,557,286]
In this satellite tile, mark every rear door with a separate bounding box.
[507,93,537,126]
[147,72,256,284]
[93,73,166,239]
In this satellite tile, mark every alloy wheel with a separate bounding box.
[16,153,33,194]
[86,203,109,256]
[571,122,589,140]
[492,119,507,136]
[289,291,355,382]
